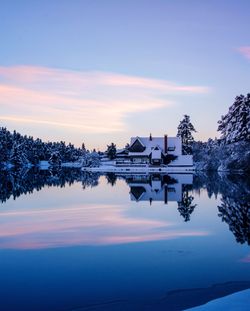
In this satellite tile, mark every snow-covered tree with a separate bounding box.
[106,143,117,160]
[218,94,250,144]
[48,151,62,166]
[81,143,86,151]
[177,115,196,154]
[0,126,90,167]
[88,151,100,167]
[10,143,29,167]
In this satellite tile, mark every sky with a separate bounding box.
[0,0,249,150]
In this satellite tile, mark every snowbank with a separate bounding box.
[185,289,250,310]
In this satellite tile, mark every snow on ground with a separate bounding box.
[38,161,50,169]
[38,161,82,169]
[185,289,250,310]
[61,162,82,168]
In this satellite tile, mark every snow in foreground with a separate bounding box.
[185,289,250,310]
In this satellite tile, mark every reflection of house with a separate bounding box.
[117,134,193,167]
[127,174,193,204]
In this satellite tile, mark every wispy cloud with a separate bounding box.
[0,66,210,136]
[237,46,250,60]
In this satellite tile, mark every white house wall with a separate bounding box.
[169,155,193,167]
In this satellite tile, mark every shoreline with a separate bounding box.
[82,165,194,173]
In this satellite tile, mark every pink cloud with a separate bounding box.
[237,46,250,60]
[0,65,210,146]
[0,66,210,94]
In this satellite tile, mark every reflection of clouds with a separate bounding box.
[240,254,250,263]
[0,204,209,249]
[0,66,209,134]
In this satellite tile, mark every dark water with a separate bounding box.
[0,169,249,310]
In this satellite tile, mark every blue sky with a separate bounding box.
[0,0,249,149]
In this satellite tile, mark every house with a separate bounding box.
[116,134,193,167]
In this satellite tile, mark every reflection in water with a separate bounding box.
[217,175,250,245]
[194,173,250,245]
[0,167,100,203]
[123,173,197,222]
[178,185,197,222]
[0,169,209,249]
[0,169,250,310]
[0,168,249,246]
[126,174,181,203]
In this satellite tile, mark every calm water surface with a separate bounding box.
[0,170,249,310]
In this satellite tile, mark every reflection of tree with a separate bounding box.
[105,172,117,186]
[178,185,197,222]
[0,168,100,203]
[81,172,100,189]
[194,172,250,245]
[218,195,250,245]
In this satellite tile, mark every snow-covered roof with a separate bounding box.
[151,148,162,159]
[116,148,127,154]
[129,136,181,156]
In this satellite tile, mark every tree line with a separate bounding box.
[0,127,101,168]
[0,93,249,169]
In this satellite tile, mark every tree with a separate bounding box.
[0,126,89,167]
[218,94,250,144]
[10,143,29,167]
[106,143,117,160]
[48,151,62,166]
[177,115,196,154]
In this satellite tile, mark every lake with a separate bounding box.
[0,169,249,310]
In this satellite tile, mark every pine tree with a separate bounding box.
[49,151,62,166]
[177,115,196,154]
[10,143,29,167]
[218,94,250,144]
[0,126,88,167]
[106,143,117,160]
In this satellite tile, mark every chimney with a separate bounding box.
[164,135,168,154]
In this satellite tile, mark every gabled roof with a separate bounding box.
[128,137,146,153]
